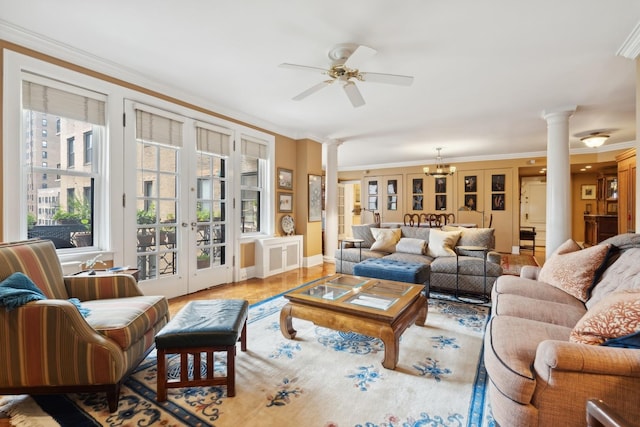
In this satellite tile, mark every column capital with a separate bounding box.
[324,139,343,147]
[541,106,577,123]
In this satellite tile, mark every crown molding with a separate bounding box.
[617,21,640,59]
[0,20,300,141]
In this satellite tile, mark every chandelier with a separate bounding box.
[423,148,456,177]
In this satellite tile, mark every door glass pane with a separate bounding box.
[196,152,226,269]
[136,139,180,281]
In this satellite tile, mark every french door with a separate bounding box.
[123,101,232,298]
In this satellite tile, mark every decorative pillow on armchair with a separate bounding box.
[570,290,640,345]
[370,228,402,253]
[538,241,611,302]
[426,229,461,257]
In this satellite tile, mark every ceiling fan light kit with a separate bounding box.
[280,43,414,108]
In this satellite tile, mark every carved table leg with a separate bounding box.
[380,328,400,370]
[279,303,297,339]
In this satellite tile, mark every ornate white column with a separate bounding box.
[323,140,341,262]
[542,106,576,258]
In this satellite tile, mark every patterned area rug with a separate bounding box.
[0,288,494,427]
[500,253,540,276]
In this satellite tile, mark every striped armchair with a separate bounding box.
[0,239,169,412]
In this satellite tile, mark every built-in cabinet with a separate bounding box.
[255,235,303,278]
[584,215,618,246]
[616,149,636,234]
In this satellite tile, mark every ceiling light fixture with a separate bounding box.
[581,132,609,148]
[423,148,456,177]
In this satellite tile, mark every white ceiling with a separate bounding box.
[1,1,639,170]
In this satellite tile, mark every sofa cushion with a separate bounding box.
[400,226,431,241]
[493,293,586,327]
[396,237,427,255]
[337,248,388,263]
[426,229,461,257]
[351,224,377,248]
[383,252,433,265]
[84,295,169,350]
[484,315,572,405]
[492,275,586,309]
[587,248,640,309]
[370,228,402,252]
[570,289,640,345]
[430,256,502,277]
[538,243,611,302]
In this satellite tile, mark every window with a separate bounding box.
[22,78,105,249]
[42,118,47,126]
[42,129,47,137]
[240,138,268,233]
[83,131,92,164]
[67,137,75,167]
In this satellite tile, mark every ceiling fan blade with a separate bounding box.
[279,63,328,74]
[343,45,377,67]
[343,81,365,108]
[360,72,414,86]
[292,80,334,101]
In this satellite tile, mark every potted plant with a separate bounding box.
[197,253,210,269]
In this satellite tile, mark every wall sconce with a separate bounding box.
[423,147,456,177]
[581,132,609,148]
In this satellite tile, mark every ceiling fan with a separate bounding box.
[279,43,414,108]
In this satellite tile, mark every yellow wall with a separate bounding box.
[340,152,629,251]
[293,139,323,258]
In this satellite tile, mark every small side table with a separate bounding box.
[339,238,365,273]
[72,268,140,282]
[455,245,489,303]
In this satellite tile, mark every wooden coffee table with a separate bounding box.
[280,274,428,369]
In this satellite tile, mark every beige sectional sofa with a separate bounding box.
[484,233,640,426]
[335,224,503,297]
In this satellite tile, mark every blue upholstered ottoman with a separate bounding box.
[353,258,430,284]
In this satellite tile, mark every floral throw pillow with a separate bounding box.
[570,290,640,345]
[538,243,610,302]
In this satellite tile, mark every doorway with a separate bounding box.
[123,101,233,298]
[520,176,547,250]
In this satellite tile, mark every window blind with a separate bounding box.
[196,127,230,156]
[241,138,268,159]
[22,81,105,125]
[135,109,183,147]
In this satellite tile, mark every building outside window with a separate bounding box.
[22,77,105,249]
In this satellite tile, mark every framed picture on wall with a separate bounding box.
[278,168,293,190]
[492,193,505,210]
[412,178,423,194]
[464,175,477,192]
[465,194,477,210]
[278,192,293,212]
[581,184,597,200]
[492,174,505,192]
[435,177,447,193]
[412,195,423,210]
[436,194,447,211]
[308,174,322,222]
